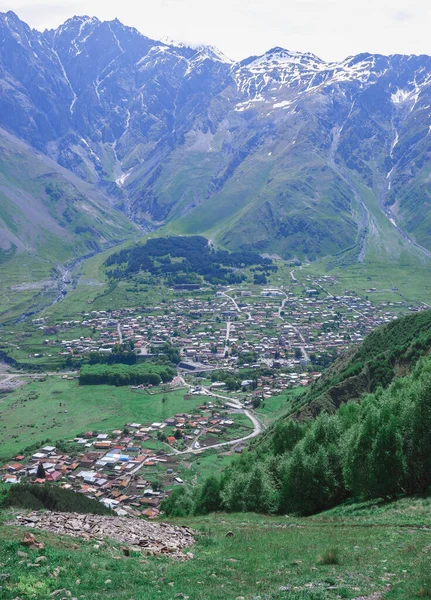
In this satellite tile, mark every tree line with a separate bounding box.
[79,363,176,386]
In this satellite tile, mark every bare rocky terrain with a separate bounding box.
[13,512,195,559]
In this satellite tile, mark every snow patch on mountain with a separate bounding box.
[392,88,412,104]
[273,100,293,109]
[193,44,233,64]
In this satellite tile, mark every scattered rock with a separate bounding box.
[13,512,195,560]
[21,532,44,549]
[51,566,61,579]
[17,551,28,558]
[35,556,47,564]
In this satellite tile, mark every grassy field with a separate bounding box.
[294,258,431,307]
[0,378,207,459]
[140,450,236,488]
[256,388,305,426]
[1,497,431,599]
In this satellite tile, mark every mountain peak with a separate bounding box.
[264,46,323,64]
[239,46,325,72]
[1,10,21,22]
[0,10,30,29]
[193,44,233,64]
[62,15,100,27]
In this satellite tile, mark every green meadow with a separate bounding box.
[0,379,205,459]
[2,498,431,599]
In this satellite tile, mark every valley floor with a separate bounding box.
[1,496,431,599]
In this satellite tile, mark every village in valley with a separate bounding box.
[1,269,427,517]
[26,276,418,377]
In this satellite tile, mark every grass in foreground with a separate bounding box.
[1,499,431,599]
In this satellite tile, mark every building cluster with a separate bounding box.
[1,399,248,515]
[30,280,421,377]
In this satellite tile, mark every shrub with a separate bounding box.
[1,484,113,515]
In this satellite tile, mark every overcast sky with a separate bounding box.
[1,0,430,61]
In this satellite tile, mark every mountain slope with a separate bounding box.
[1,12,431,261]
[296,309,431,418]
[0,126,138,323]
[0,127,137,258]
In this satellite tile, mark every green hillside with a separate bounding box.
[1,501,431,599]
[163,310,431,518]
[0,128,138,324]
[298,309,431,418]
[167,136,359,261]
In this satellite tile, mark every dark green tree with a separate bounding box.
[194,476,222,515]
[409,375,431,491]
[369,414,406,498]
[160,487,193,517]
[36,463,46,479]
[273,420,304,455]
[243,464,275,514]
[343,407,378,497]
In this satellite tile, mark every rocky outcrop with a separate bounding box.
[13,512,195,559]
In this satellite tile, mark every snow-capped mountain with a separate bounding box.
[1,10,431,260]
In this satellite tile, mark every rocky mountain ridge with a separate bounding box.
[1,11,431,260]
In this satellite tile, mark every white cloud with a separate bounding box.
[0,0,430,61]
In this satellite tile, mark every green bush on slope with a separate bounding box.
[0,484,113,515]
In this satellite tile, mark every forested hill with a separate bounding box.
[296,309,431,419]
[105,235,275,286]
[162,309,431,518]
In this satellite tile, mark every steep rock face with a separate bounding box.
[1,11,431,259]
